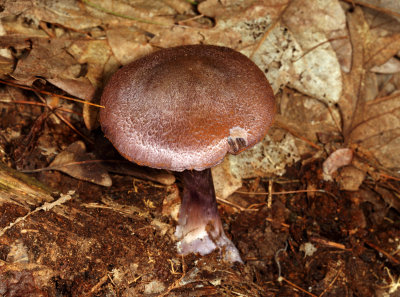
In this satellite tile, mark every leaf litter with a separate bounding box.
[0,0,399,296]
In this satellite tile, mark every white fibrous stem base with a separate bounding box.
[176,169,243,263]
[175,218,243,263]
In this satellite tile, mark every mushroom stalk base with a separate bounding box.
[175,168,243,263]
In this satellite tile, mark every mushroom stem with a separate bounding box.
[175,168,243,263]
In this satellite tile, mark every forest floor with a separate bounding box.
[1,0,400,296]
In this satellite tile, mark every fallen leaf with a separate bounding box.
[351,92,400,171]
[106,26,153,65]
[364,33,400,70]
[49,141,112,187]
[47,77,95,101]
[282,0,344,103]
[11,39,79,83]
[339,7,368,139]
[370,57,400,73]
[102,161,175,186]
[338,166,365,191]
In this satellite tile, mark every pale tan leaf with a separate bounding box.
[365,34,400,70]
[370,57,400,73]
[106,27,154,65]
[67,40,112,88]
[339,7,368,139]
[47,77,95,101]
[11,39,78,82]
[350,93,400,170]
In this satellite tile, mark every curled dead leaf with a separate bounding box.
[49,141,112,187]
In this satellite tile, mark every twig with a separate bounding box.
[236,189,338,200]
[178,14,204,25]
[319,268,342,297]
[160,256,186,297]
[310,237,349,251]
[281,277,319,297]
[366,241,400,265]
[267,179,273,208]
[0,100,81,116]
[266,218,290,228]
[39,21,55,38]
[0,79,104,108]
[216,196,249,212]
[0,191,75,237]
[34,91,94,144]
[87,274,109,296]
[293,36,348,62]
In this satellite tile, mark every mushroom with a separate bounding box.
[100,45,275,263]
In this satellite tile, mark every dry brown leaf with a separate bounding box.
[49,141,112,187]
[282,0,344,103]
[280,94,339,143]
[47,77,95,101]
[283,0,352,73]
[351,93,400,170]
[198,0,284,21]
[0,0,33,18]
[102,161,176,186]
[11,39,78,83]
[338,165,366,191]
[371,57,400,73]
[339,7,367,140]
[360,0,400,21]
[364,34,400,70]
[338,7,400,176]
[23,0,102,30]
[67,40,112,87]
[106,27,154,65]
[0,56,14,78]
[150,25,207,48]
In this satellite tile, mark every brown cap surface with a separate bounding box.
[100,45,275,171]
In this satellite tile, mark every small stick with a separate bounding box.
[281,277,319,297]
[0,100,81,115]
[266,218,289,228]
[236,189,338,200]
[0,79,104,108]
[87,274,109,296]
[310,237,348,250]
[267,179,273,208]
[319,268,342,297]
[366,241,400,265]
